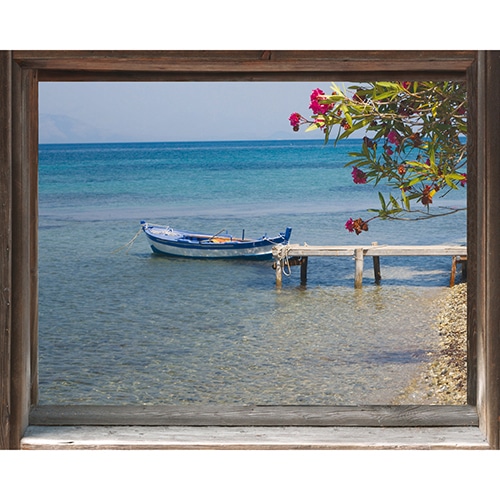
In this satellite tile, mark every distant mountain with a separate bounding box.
[39,114,107,144]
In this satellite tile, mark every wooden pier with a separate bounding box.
[272,243,467,289]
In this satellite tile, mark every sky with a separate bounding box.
[38,81,348,144]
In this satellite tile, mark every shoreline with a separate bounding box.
[393,282,467,405]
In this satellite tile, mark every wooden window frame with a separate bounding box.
[1,50,499,449]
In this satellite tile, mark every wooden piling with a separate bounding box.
[300,256,308,287]
[354,248,364,289]
[450,255,468,287]
[275,257,282,289]
[372,242,381,284]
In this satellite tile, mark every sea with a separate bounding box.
[38,139,467,406]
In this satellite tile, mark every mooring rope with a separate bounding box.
[282,246,292,277]
[112,228,142,254]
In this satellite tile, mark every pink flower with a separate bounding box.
[385,146,393,156]
[387,130,400,145]
[401,81,411,90]
[345,217,369,234]
[460,173,467,186]
[351,167,367,184]
[289,112,302,128]
[309,88,333,115]
[345,218,355,232]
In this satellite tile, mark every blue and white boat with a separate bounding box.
[141,221,292,260]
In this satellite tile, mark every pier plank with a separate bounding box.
[274,244,467,257]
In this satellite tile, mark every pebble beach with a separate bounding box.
[394,283,467,405]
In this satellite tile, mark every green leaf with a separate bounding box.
[378,192,387,211]
[446,172,467,181]
[389,194,401,210]
[444,176,458,189]
[305,123,320,132]
[375,82,403,89]
[401,188,411,210]
[406,161,431,170]
[407,176,425,187]
[329,82,343,94]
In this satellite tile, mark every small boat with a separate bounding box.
[140,221,292,260]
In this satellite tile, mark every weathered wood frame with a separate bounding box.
[1,50,499,449]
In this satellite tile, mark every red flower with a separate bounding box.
[460,173,467,186]
[351,167,367,184]
[387,130,400,146]
[309,88,333,115]
[289,112,302,130]
[345,217,369,235]
[345,218,355,232]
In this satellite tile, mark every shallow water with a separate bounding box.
[38,140,466,405]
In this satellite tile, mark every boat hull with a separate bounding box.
[141,223,292,260]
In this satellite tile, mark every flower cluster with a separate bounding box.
[386,129,400,146]
[345,217,369,235]
[351,167,367,184]
[309,88,334,115]
[288,112,304,131]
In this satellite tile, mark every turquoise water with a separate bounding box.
[38,139,467,405]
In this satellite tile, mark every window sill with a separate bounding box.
[21,425,489,450]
